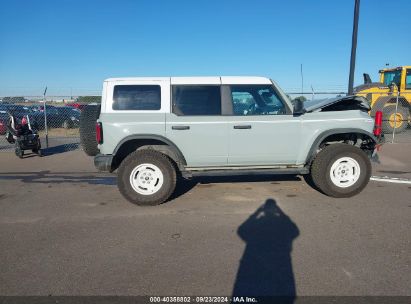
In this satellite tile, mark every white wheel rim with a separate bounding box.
[329,157,361,188]
[129,163,164,195]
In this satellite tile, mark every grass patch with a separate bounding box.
[38,128,79,138]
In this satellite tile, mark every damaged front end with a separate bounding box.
[299,95,385,162]
[303,95,371,113]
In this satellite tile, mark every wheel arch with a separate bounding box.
[305,128,378,165]
[112,134,187,171]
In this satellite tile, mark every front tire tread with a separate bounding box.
[310,143,371,198]
[117,150,177,206]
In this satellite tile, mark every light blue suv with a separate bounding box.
[81,76,383,206]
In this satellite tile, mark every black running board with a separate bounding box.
[182,167,309,178]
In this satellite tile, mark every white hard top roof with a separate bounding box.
[104,76,272,85]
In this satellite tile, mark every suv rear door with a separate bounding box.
[222,79,302,165]
[166,77,229,167]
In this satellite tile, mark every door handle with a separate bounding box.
[233,125,252,129]
[172,125,190,130]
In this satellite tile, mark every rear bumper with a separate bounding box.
[94,154,113,172]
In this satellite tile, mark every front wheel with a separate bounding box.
[310,144,371,198]
[117,150,177,206]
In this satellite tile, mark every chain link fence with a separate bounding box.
[1,90,410,154]
[354,91,411,144]
[0,95,100,153]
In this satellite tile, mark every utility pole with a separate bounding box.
[348,0,360,95]
[300,64,304,96]
[43,86,49,148]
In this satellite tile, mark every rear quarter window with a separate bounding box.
[112,85,161,110]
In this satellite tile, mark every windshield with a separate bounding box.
[383,70,401,86]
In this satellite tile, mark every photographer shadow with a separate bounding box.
[233,199,299,301]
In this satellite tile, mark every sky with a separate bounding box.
[0,0,410,96]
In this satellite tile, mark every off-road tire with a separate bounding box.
[382,105,408,133]
[310,144,371,198]
[117,150,177,206]
[80,105,101,156]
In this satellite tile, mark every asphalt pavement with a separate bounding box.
[0,145,410,297]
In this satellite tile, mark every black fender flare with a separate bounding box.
[305,128,378,164]
[113,134,187,168]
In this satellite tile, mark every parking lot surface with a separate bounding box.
[0,146,410,296]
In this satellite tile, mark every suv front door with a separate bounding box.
[165,78,229,167]
[225,83,302,166]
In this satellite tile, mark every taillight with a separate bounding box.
[96,122,103,144]
[374,111,382,136]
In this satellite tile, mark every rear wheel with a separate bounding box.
[117,150,177,206]
[310,144,371,198]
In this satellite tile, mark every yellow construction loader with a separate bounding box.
[354,66,411,133]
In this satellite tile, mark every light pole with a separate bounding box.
[348,0,360,95]
[43,86,49,148]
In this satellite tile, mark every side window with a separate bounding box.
[383,71,401,87]
[232,92,256,115]
[406,70,411,90]
[258,88,285,108]
[230,85,287,116]
[172,85,221,115]
[112,85,161,110]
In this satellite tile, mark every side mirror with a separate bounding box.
[293,99,305,115]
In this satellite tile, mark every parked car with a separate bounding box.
[67,103,87,111]
[0,104,32,116]
[30,105,80,129]
[0,111,8,135]
[80,76,384,206]
[56,106,80,128]
[0,104,39,131]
